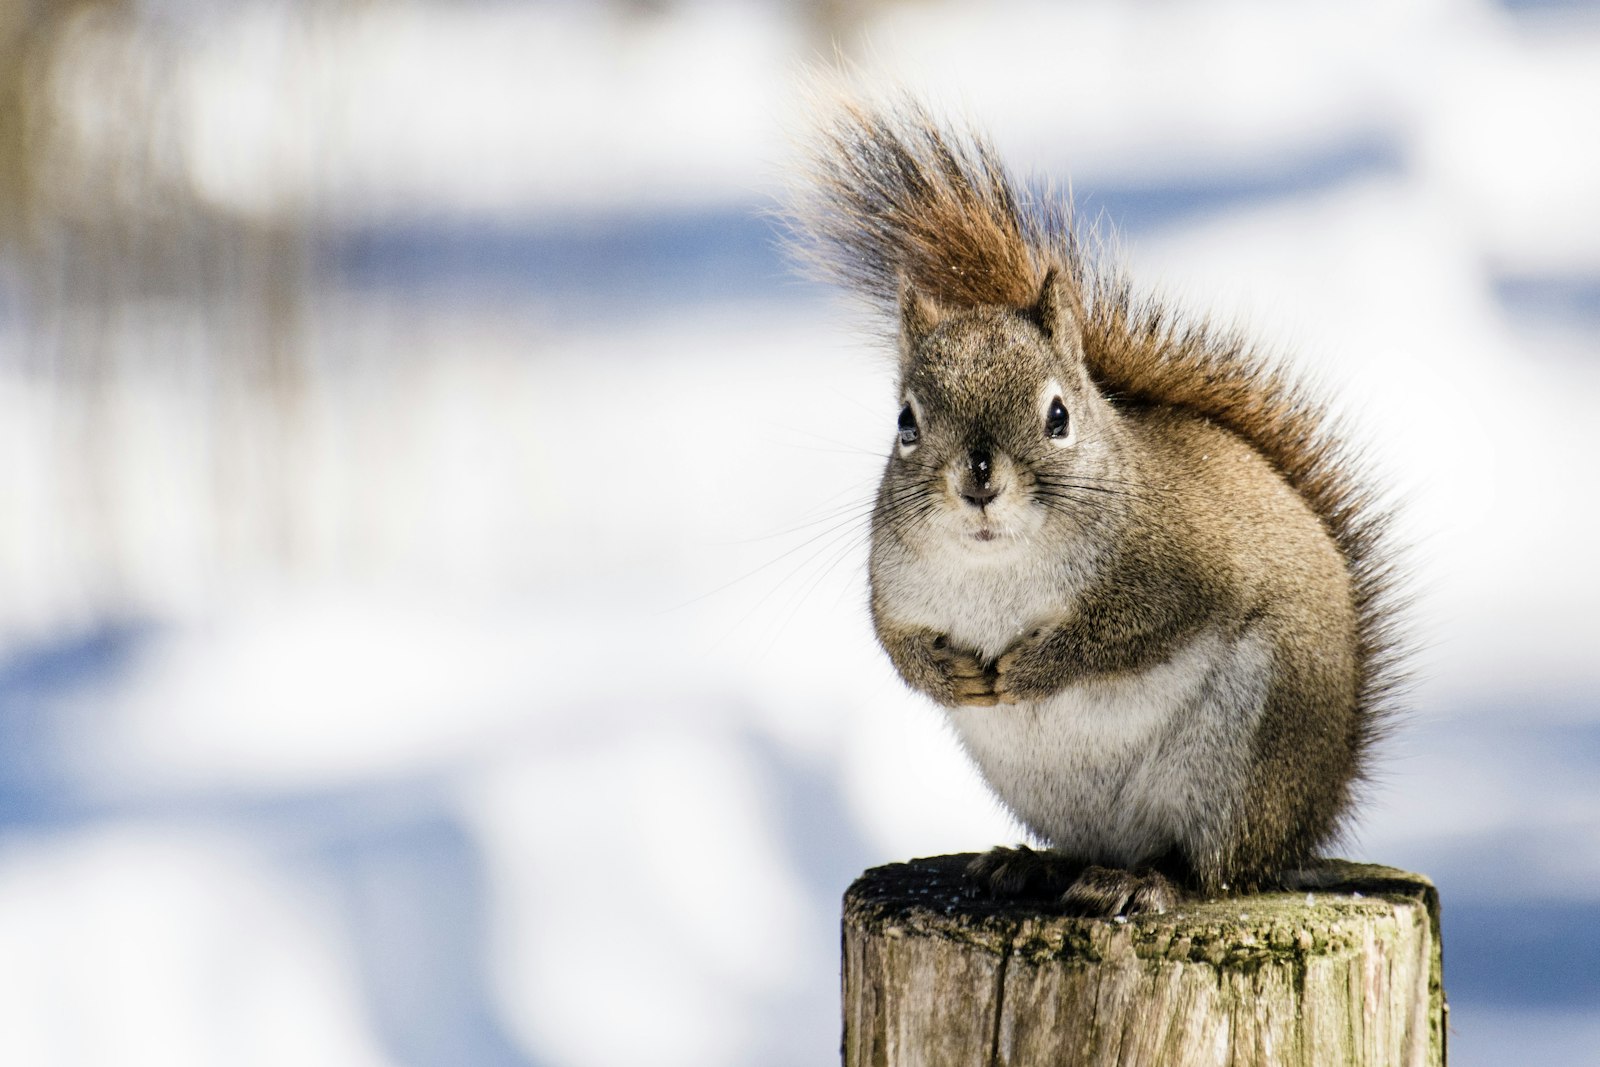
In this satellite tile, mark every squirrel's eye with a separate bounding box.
[897,403,920,448]
[1045,396,1070,439]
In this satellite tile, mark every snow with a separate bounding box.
[1,0,1597,1064]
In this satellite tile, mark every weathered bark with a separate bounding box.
[843,855,1444,1067]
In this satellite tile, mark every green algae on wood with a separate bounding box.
[843,855,1445,1067]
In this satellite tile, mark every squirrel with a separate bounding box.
[785,97,1406,918]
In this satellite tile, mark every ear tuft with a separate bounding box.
[898,277,943,363]
[1034,267,1078,346]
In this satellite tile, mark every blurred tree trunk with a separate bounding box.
[0,0,315,621]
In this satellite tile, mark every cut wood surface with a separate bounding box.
[843,855,1444,1067]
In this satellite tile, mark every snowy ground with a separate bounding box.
[2,1,1599,1064]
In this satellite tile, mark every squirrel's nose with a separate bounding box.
[961,448,998,508]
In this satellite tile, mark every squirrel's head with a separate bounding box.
[879,269,1128,555]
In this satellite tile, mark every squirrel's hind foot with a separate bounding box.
[965,844,1082,899]
[967,847,1182,917]
[1059,866,1177,918]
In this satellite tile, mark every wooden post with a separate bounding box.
[843,855,1444,1067]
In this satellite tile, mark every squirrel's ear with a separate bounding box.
[1034,267,1080,348]
[898,277,943,358]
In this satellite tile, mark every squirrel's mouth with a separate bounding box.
[972,528,999,543]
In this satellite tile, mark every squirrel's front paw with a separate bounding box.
[880,623,999,707]
[931,635,999,707]
[994,628,1069,704]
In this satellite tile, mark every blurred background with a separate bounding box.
[1,0,1597,1063]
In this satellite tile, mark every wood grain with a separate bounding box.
[843,856,1444,1067]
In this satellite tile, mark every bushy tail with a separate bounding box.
[785,96,1406,780]
[785,96,1067,312]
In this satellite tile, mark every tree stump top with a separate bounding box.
[843,855,1445,1067]
[847,854,1440,966]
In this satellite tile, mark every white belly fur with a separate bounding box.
[946,627,1271,869]
[876,539,1099,662]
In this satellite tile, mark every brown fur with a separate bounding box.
[785,98,1405,804]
